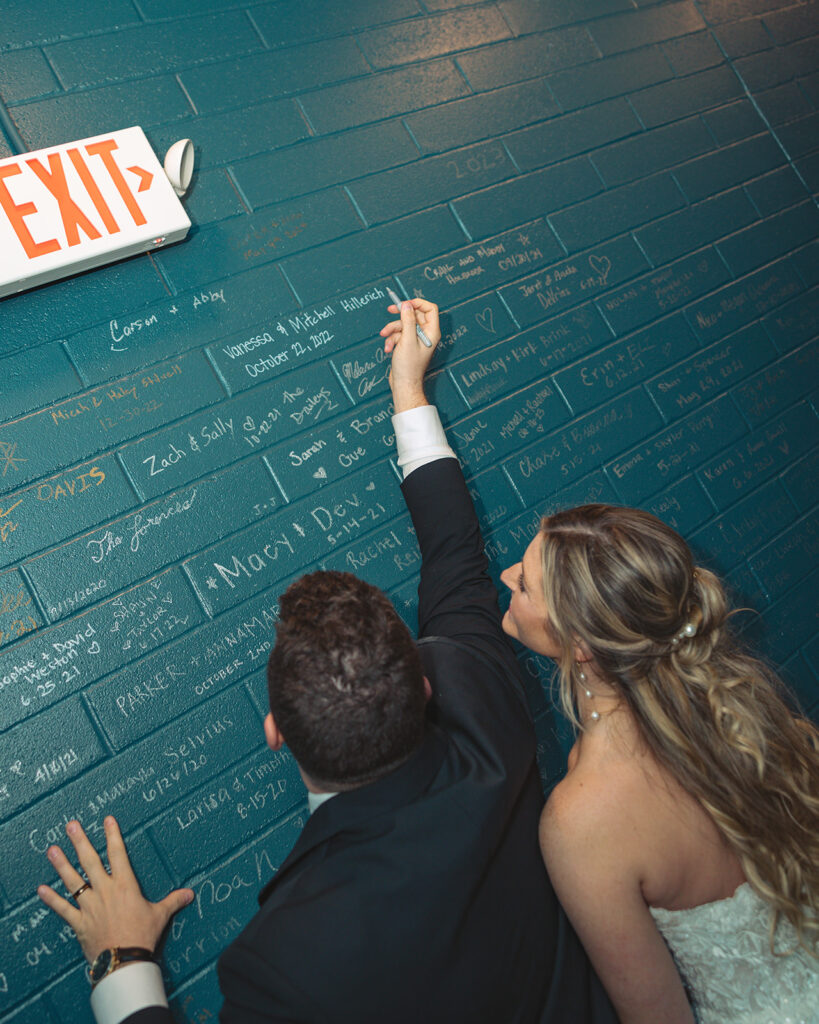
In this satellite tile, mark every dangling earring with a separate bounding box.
[578,667,600,722]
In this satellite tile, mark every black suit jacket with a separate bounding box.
[125,459,615,1023]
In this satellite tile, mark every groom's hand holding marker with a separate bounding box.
[380,295,441,413]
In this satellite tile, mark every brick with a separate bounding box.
[686,259,804,344]
[727,562,769,618]
[702,100,767,146]
[507,387,663,505]
[734,339,819,426]
[359,6,510,68]
[148,747,306,877]
[66,265,296,387]
[350,140,517,227]
[426,368,471,424]
[0,48,59,103]
[0,569,40,654]
[0,569,203,730]
[438,293,516,364]
[551,173,685,252]
[781,652,819,719]
[745,166,811,217]
[647,323,776,422]
[483,505,542,580]
[590,2,705,55]
[661,30,725,74]
[498,0,633,35]
[282,206,467,302]
[232,122,418,208]
[608,393,746,503]
[0,897,84,1011]
[168,966,223,1024]
[750,509,819,601]
[547,48,674,111]
[701,0,792,27]
[457,27,600,90]
[183,461,403,615]
[692,480,798,572]
[467,467,524,533]
[756,569,818,663]
[405,77,559,155]
[208,279,393,395]
[644,474,714,535]
[504,98,642,172]
[323,514,421,591]
[1,343,81,421]
[782,447,819,512]
[555,313,697,415]
[718,202,819,278]
[755,82,814,126]
[0,455,135,568]
[674,133,784,202]
[764,5,819,46]
[400,220,561,309]
[710,17,772,57]
[300,60,469,135]
[734,37,819,92]
[250,0,419,49]
[332,336,392,405]
[796,150,819,195]
[599,247,731,336]
[389,577,420,634]
[791,240,819,288]
[512,305,613,380]
[454,157,603,239]
[593,116,714,187]
[800,69,819,109]
[0,698,105,822]
[25,458,276,621]
[697,401,817,507]
[500,235,649,326]
[0,0,139,49]
[635,188,758,266]
[156,190,361,293]
[0,354,223,494]
[183,168,245,226]
[180,38,369,114]
[775,112,819,158]
[630,66,744,128]
[44,12,262,90]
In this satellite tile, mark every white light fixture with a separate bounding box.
[163,139,194,197]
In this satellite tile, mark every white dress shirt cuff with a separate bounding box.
[392,405,457,479]
[90,961,168,1024]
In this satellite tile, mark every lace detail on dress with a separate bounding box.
[649,883,819,1024]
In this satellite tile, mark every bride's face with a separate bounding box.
[500,534,561,659]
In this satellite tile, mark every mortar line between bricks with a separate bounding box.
[0,96,26,154]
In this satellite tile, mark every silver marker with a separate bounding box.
[387,287,432,348]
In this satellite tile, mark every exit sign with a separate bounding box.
[0,126,191,299]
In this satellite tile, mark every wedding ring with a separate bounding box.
[71,881,92,902]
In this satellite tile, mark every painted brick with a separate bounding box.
[300,60,469,135]
[0,455,135,568]
[467,467,524,533]
[781,447,819,513]
[438,293,516,364]
[547,48,674,111]
[0,48,59,104]
[358,6,510,69]
[598,247,731,336]
[281,206,467,303]
[0,570,41,654]
[183,461,403,615]
[644,474,714,535]
[0,569,202,730]
[551,173,685,252]
[184,169,245,227]
[718,202,819,278]
[426,368,471,425]
[323,514,420,591]
[796,150,819,195]
[800,70,819,110]
[697,401,817,508]
[750,509,819,601]
[120,366,349,500]
[168,966,223,1024]
[607,393,746,503]
[686,259,804,344]
[507,387,662,505]
[674,133,784,202]
[148,747,306,877]
[757,569,818,663]
[0,354,224,495]
[350,140,516,227]
[232,122,418,208]
[0,134,11,159]
[635,187,758,265]
[457,27,600,91]
[25,458,276,621]
[763,5,819,45]
[504,98,642,172]
[1,343,81,421]
[0,0,139,49]
[755,82,814,127]
[504,305,612,380]
[498,0,632,35]
[647,324,776,422]
[500,235,649,327]
[454,157,603,239]
[791,241,819,288]
[400,220,561,309]
[746,166,811,218]
[405,77,559,155]
[332,337,392,406]
[629,66,744,129]
[702,100,767,146]
[691,479,798,572]
[180,39,369,114]
[65,265,296,387]
[661,30,724,74]
[775,112,819,159]
[389,576,420,633]
[734,38,819,92]
[250,0,419,49]
[710,15,774,55]
[44,12,262,90]
[155,190,361,293]
[555,313,697,415]
[733,339,819,427]
[589,2,705,56]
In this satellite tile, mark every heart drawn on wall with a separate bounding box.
[588,254,612,284]
[476,308,495,333]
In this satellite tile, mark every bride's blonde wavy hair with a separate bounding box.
[538,503,819,957]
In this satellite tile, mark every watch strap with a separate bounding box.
[89,946,155,987]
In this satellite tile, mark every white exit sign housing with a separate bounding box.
[0,126,191,299]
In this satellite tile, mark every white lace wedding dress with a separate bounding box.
[649,883,818,1023]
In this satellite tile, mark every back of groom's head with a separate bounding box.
[267,570,426,789]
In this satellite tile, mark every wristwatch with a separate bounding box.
[89,947,156,987]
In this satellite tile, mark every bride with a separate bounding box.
[500,503,819,1023]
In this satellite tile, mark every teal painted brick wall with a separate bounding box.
[1,1,817,1020]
